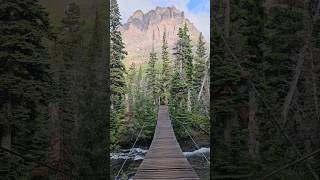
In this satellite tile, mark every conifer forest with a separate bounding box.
[212,0,320,179]
[1,0,320,180]
[0,0,107,179]
[110,0,210,179]
[110,1,210,149]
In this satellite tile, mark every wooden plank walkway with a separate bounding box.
[133,105,200,180]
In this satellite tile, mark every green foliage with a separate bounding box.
[121,23,210,150]
[169,70,190,140]
[169,71,188,110]
[168,24,210,140]
[160,32,171,104]
[146,50,159,104]
[71,10,108,179]
[110,0,127,99]
[193,32,207,92]
[110,0,127,150]
[127,63,137,121]
[170,108,190,139]
[264,4,304,101]
[170,24,191,107]
[51,3,84,176]
[0,0,52,178]
[174,24,193,85]
[131,94,157,143]
[135,66,143,97]
[212,0,319,179]
[1,1,108,179]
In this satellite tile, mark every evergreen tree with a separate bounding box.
[193,33,207,92]
[146,46,158,104]
[0,0,52,178]
[110,0,127,105]
[135,66,143,97]
[54,3,82,176]
[110,0,127,150]
[212,0,320,178]
[132,93,156,143]
[182,24,193,87]
[170,24,193,118]
[160,32,171,104]
[127,63,136,121]
[211,12,247,176]
[72,10,108,179]
[239,0,265,163]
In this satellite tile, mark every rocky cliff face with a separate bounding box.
[120,6,202,65]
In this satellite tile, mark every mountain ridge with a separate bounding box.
[120,6,205,66]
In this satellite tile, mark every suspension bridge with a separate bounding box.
[116,105,203,179]
[133,105,200,179]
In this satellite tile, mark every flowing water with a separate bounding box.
[110,138,210,180]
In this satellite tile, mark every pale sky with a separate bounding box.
[118,0,210,40]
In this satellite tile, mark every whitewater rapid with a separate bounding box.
[110,147,210,161]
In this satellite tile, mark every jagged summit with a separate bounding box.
[131,10,144,21]
[124,6,185,31]
[120,7,202,66]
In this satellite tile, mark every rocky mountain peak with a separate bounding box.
[131,10,144,21]
[121,7,203,66]
[154,6,183,17]
[125,6,185,31]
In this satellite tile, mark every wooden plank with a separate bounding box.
[133,105,200,180]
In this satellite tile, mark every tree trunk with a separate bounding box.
[223,0,230,39]
[309,33,319,123]
[248,86,259,159]
[224,115,232,148]
[1,126,12,150]
[187,88,191,112]
[49,102,61,163]
[198,71,208,102]
[282,0,320,126]
[223,0,232,150]
[282,46,306,126]
[1,103,12,150]
[313,0,320,22]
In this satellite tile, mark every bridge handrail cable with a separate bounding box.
[174,116,210,165]
[115,121,146,179]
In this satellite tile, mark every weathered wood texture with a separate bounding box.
[133,105,200,180]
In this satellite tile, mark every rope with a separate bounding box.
[175,118,210,165]
[115,122,146,179]
[0,146,76,178]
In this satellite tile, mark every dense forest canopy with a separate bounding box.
[0,0,107,179]
[3,0,319,179]
[212,0,320,179]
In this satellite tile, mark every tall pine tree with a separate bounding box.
[127,63,136,121]
[171,24,193,113]
[0,0,52,178]
[160,32,171,105]
[193,32,207,92]
[54,3,82,176]
[110,0,127,150]
[72,10,108,179]
[146,43,158,104]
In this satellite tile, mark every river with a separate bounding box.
[110,137,210,180]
